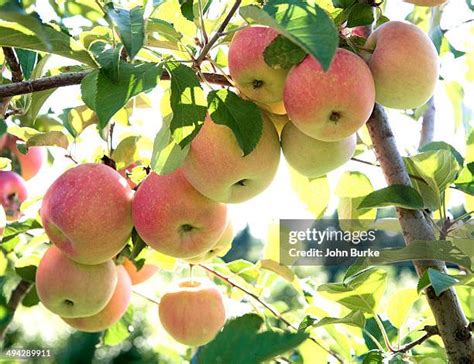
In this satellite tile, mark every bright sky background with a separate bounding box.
[22,0,474,244]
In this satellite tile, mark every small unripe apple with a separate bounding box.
[182,115,280,203]
[133,169,227,258]
[41,163,134,265]
[403,0,447,6]
[186,223,233,264]
[284,48,375,142]
[36,245,117,318]
[364,21,438,109]
[0,170,28,221]
[228,26,289,105]
[62,265,132,332]
[122,257,158,285]
[159,279,226,346]
[281,122,357,178]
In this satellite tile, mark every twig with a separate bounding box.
[394,325,439,354]
[0,280,32,341]
[198,0,209,45]
[132,290,160,305]
[2,47,23,82]
[195,0,242,65]
[0,70,231,99]
[419,97,436,149]
[199,264,344,363]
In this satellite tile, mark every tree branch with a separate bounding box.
[2,47,23,82]
[394,325,439,354]
[195,0,242,65]
[0,280,32,341]
[0,70,231,99]
[366,104,474,362]
[418,93,436,149]
[199,264,344,363]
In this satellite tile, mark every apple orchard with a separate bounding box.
[0,0,473,363]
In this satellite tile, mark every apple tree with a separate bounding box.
[0,0,473,362]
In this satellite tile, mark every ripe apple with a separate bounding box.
[0,170,28,221]
[281,122,357,178]
[122,257,158,285]
[403,0,447,6]
[62,265,132,332]
[0,205,6,240]
[36,245,117,318]
[186,223,233,264]
[0,135,45,180]
[284,48,375,142]
[132,169,227,258]
[257,100,287,115]
[40,163,134,265]
[263,111,289,137]
[364,21,438,109]
[159,279,226,346]
[182,115,280,203]
[228,26,289,105]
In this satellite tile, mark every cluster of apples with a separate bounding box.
[0,134,44,227]
[36,163,227,345]
[228,21,438,178]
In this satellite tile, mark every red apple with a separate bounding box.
[0,171,28,221]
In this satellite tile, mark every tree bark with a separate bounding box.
[366,104,474,362]
[419,96,436,149]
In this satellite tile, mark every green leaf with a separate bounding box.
[240,1,338,71]
[455,162,474,196]
[418,268,460,296]
[419,141,464,167]
[336,171,373,198]
[386,289,419,329]
[207,89,263,156]
[178,0,194,22]
[0,17,97,67]
[318,268,387,313]
[146,18,182,43]
[349,240,473,277]
[2,218,42,245]
[81,62,163,129]
[15,254,40,282]
[362,350,383,364]
[102,306,133,345]
[263,35,306,70]
[105,4,145,60]
[299,310,366,331]
[90,43,121,83]
[164,61,207,146]
[347,3,374,27]
[19,88,56,127]
[332,0,356,8]
[15,48,37,80]
[21,284,39,307]
[197,314,308,364]
[26,131,69,149]
[358,185,424,210]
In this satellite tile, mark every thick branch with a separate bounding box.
[199,264,343,363]
[0,70,231,99]
[0,280,32,341]
[418,96,436,149]
[366,104,474,362]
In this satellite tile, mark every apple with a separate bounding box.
[263,111,289,137]
[186,223,233,264]
[182,115,280,203]
[132,169,228,258]
[0,171,28,221]
[284,48,375,142]
[257,100,287,115]
[62,265,132,332]
[281,122,357,178]
[159,279,226,346]
[0,205,6,240]
[364,21,438,109]
[0,135,45,180]
[36,245,117,318]
[122,257,158,285]
[228,26,289,105]
[40,163,134,265]
[403,0,447,6]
